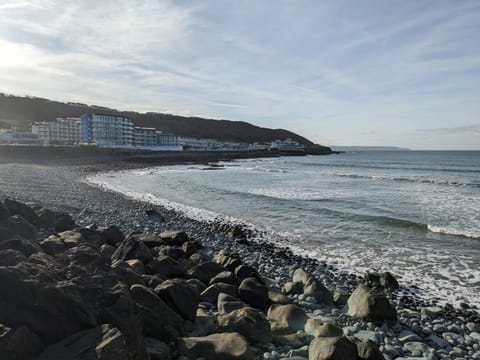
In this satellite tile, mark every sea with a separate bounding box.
[88,151,480,308]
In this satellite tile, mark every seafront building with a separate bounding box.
[1,129,41,145]
[32,118,81,145]
[133,127,156,147]
[80,113,135,148]
[271,139,305,152]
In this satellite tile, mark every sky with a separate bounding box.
[0,0,479,149]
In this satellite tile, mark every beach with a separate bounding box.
[1,157,479,360]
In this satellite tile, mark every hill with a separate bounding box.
[0,93,315,146]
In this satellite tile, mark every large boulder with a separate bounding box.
[0,249,28,266]
[160,230,189,245]
[210,270,237,286]
[217,307,272,343]
[7,215,38,240]
[54,212,76,232]
[293,268,310,284]
[0,237,43,256]
[346,284,397,322]
[238,277,269,310]
[309,336,358,360]
[36,324,128,360]
[348,337,384,360]
[130,284,184,342]
[304,319,343,337]
[303,277,334,305]
[217,293,247,315]
[155,279,200,321]
[201,283,238,304]
[235,264,264,284]
[365,272,399,291]
[0,202,10,221]
[267,304,308,332]
[178,332,254,360]
[0,226,15,241]
[145,338,171,360]
[187,261,225,284]
[268,290,292,304]
[0,324,43,360]
[39,235,69,256]
[4,199,38,225]
[35,208,57,228]
[111,237,153,263]
[97,225,124,246]
[213,250,242,271]
[146,255,184,278]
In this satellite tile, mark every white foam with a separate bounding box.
[428,224,480,239]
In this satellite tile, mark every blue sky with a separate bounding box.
[0,0,479,149]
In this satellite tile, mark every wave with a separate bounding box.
[427,224,480,239]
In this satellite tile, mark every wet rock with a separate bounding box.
[304,319,343,338]
[309,336,358,360]
[217,307,272,343]
[346,284,397,322]
[238,277,269,310]
[178,332,254,360]
[235,264,264,284]
[228,224,248,239]
[267,304,308,332]
[399,330,422,343]
[155,278,200,321]
[36,324,128,360]
[365,272,399,291]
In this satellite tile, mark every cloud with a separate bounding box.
[427,124,480,135]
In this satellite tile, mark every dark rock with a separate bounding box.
[348,337,385,360]
[217,307,272,343]
[77,228,108,248]
[238,277,269,310]
[155,279,200,321]
[365,272,399,291]
[283,281,303,295]
[145,208,165,222]
[309,336,358,360]
[0,324,43,360]
[181,240,198,257]
[111,260,146,287]
[201,283,238,304]
[0,226,15,241]
[227,224,248,239]
[177,332,254,360]
[186,278,208,293]
[35,208,57,228]
[111,237,153,263]
[160,230,189,246]
[130,284,184,342]
[36,324,128,360]
[0,202,9,221]
[303,277,334,305]
[0,249,28,266]
[292,268,310,284]
[54,212,76,232]
[267,304,308,332]
[39,235,69,256]
[4,199,38,225]
[146,255,184,278]
[217,293,246,315]
[346,284,397,322]
[213,250,242,271]
[145,338,171,360]
[235,264,264,284]
[304,319,343,337]
[157,245,185,260]
[268,290,292,304]
[187,261,225,284]
[333,290,350,306]
[210,270,237,286]
[97,225,124,246]
[0,237,44,256]
[7,215,38,240]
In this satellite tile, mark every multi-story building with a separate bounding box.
[80,113,134,147]
[133,127,157,147]
[32,118,81,145]
[271,139,305,152]
[156,132,178,147]
[2,130,41,145]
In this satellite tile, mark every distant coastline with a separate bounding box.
[330,146,411,151]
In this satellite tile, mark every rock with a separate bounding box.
[365,272,399,290]
[126,259,146,275]
[210,270,237,285]
[228,224,248,239]
[399,330,422,343]
[181,240,198,257]
[333,290,350,306]
[145,338,171,360]
[0,202,9,221]
[293,268,310,284]
[146,255,184,278]
[155,279,200,321]
[111,236,153,263]
[178,332,254,360]
[130,284,183,342]
[304,319,343,337]
[348,337,384,360]
[309,336,358,360]
[0,325,43,360]
[353,330,379,344]
[346,284,397,322]
[213,250,242,271]
[0,237,43,256]
[7,215,38,240]
[303,278,333,305]
[54,212,76,232]
[238,277,269,310]
[420,307,443,320]
[4,199,38,225]
[36,208,57,228]
[403,341,429,354]
[40,236,69,256]
[36,324,128,360]
[0,249,28,266]
[201,283,238,304]
[187,261,225,284]
[157,245,185,260]
[217,307,272,343]
[110,260,146,287]
[58,230,84,245]
[267,304,308,332]
[145,208,165,221]
[235,264,264,284]
[99,244,116,259]
[272,333,313,348]
[187,278,208,293]
[427,334,449,348]
[283,281,303,295]
[218,293,246,315]
[160,230,189,245]
[97,225,124,246]
[268,290,292,304]
[0,226,15,241]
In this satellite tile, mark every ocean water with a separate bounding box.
[88,151,480,308]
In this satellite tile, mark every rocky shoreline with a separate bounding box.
[0,163,479,360]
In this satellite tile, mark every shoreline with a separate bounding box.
[1,161,479,359]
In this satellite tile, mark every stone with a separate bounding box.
[157,245,185,260]
[160,230,189,245]
[304,319,343,337]
[346,284,397,322]
[309,336,358,360]
[36,208,57,228]
[0,249,28,266]
[353,330,379,344]
[399,330,422,343]
[303,278,333,305]
[36,324,128,360]
[58,230,84,245]
[217,307,272,343]
[427,334,449,348]
[420,307,443,320]
[0,237,43,256]
[0,325,43,360]
[7,215,38,240]
[181,240,198,257]
[268,290,292,304]
[228,224,248,239]
[4,199,38,225]
[130,284,184,342]
[0,226,15,241]
[146,255,184,278]
[178,332,254,360]
[213,250,242,271]
[40,236,69,256]
[54,212,76,232]
[201,283,238,304]
[210,270,237,285]
[187,278,208,293]
[187,261,225,284]
[272,333,313,348]
[365,272,399,290]
[235,264,264,284]
[348,337,384,360]
[97,225,124,246]
[112,236,153,263]
[126,259,146,275]
[267,304,308,332]
[0,202,9,221]
[110,260,146,287]
[283,281,303,295]
[155,279,200,321]
[218,293,246,315]
[333,290,350,306]
[403,341,429,353]
[239,277,269,310]
[293,268,310,284]
[145,338,171,360]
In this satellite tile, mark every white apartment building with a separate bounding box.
[32,118,81,145]
[80,113,135,147]
[134,127,157,147]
